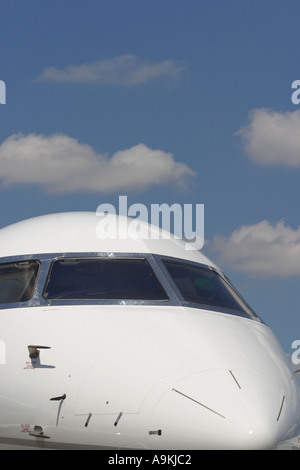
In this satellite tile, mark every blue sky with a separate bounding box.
[0,0,300,353]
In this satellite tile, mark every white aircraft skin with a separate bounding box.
[0,211,299,450]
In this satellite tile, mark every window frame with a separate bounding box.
[154,255,259,321]
[42,256,170,303]
[0,259,41,305]
[0,252,261,322]
[0,253,180,309]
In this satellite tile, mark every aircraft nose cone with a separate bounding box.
[242,423,276,449]
[149,369,294,449]
[216,410,278,450]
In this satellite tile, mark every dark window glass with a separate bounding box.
[0,261,40,303]
[163,260,255,318]
[43,258,169,301]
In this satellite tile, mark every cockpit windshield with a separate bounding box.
[0,260,40,303]
[0,254,258,320]
[43,257,169,301]
[162,259,256,318]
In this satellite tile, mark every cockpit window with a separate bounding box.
[0,260,40,304]
[162,260,256,318]
[43,258,169,301]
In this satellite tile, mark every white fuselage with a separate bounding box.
[0,302,298,449]
[0,212,298,450]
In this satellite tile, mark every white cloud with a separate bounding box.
[237,108,300,167]
[0,133,195,194]
[36,55,187,85]
[208,220,300,278]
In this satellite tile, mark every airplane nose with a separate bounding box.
[149,369,295,449]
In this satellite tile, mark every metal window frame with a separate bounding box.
[0,252,260,321]
[154,255,260,321]
[0,253,180,309]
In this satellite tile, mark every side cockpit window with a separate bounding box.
[0,260,40,304]
[43,257,169,301]
[162,259,256,319]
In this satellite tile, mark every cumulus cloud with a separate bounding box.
[0,133,195,194]
[36,55,187,85]
[208,220,300,278]
[237,108,300,167]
